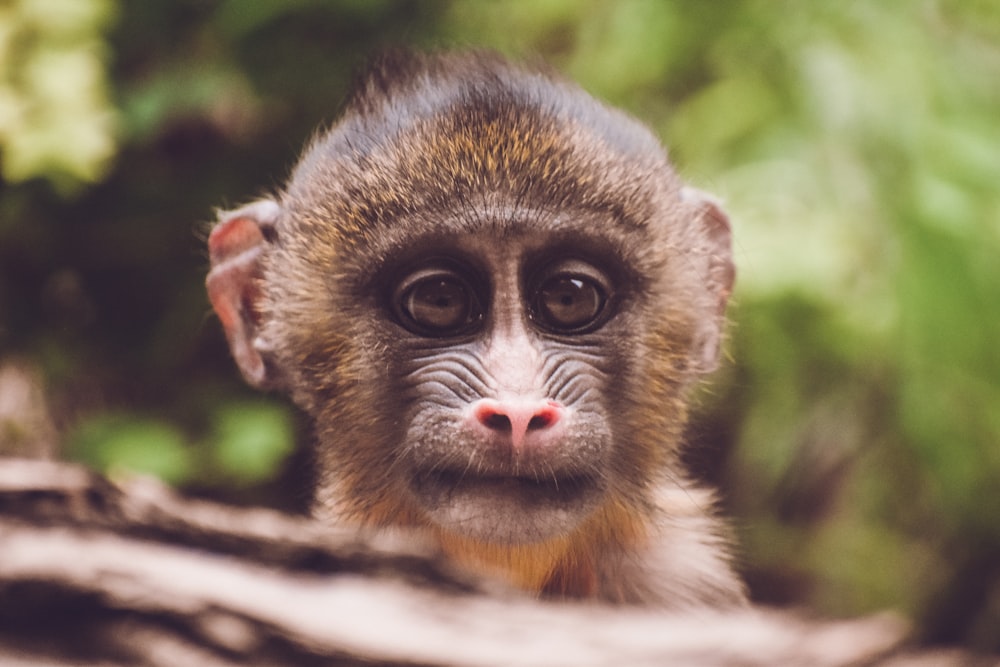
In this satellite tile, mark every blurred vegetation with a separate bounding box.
[0,0,997,652]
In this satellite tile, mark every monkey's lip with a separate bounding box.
[409,467,605,542]
[411,467,601,506]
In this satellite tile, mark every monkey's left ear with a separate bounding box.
[206,200,282,389]
[682,187,736,374]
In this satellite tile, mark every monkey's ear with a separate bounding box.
[682,187,736,374]
[206,200,282,389]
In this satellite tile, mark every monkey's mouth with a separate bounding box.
[409,465,604,543]
[414,468,599,505]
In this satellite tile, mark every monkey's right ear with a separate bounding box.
[206,200,281,389]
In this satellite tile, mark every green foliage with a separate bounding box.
[209,400,294,484]
[68,400,294,487]
[70,413,193,484]
[3,0,999,650]
[0,0,118,191]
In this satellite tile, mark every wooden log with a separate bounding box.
[0,459,988,666]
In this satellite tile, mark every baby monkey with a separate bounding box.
[207,51,744,608]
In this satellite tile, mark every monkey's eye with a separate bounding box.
[394,267,484,337]
[530,260,611,334]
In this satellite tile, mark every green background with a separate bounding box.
[1,0,998,650]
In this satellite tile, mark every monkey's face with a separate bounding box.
[367,231,639,544]
[274,191,712,546]
[256,181,706,548]
[253,153,721,548]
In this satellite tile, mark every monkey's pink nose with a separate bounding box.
[471,399,565,450]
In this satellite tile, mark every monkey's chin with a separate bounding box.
[409,469,604,544]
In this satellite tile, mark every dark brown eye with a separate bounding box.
[395,266,484,336]
[530,260,611,333]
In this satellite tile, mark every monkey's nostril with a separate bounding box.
[528,415,551,430]
[483,412,512,432]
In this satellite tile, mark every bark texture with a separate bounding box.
[0,458,990,667]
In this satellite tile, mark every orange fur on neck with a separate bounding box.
[433,498,648,598]
[328,477,650,599]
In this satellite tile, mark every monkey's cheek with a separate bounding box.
[408,470,605,544]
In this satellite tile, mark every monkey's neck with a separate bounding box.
[328,488,649,598]
[433,499,648,598]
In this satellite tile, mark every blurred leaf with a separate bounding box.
[0,0,118,191]
[120,61,259,144]
[209,400,294,484]
[69,414,193,484]
[668,75,779,164]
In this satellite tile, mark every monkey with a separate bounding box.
[206,50,744,609]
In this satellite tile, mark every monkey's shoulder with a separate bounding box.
[609,485,747,609]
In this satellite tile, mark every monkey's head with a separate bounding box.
[207,52,733,553]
